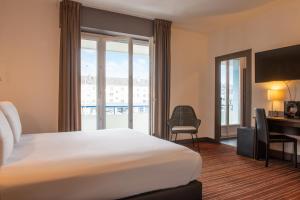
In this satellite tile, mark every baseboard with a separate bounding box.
[220,136,237,140]
[176,137,217,145]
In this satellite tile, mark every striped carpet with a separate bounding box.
[189,142,300,200]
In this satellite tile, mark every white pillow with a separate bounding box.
[0,111,14,165]
[0,102,22,143]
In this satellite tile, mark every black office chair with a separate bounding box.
[255,108,298,168]
[168,106,201,152]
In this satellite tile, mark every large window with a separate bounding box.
[81,34,151,134]
[133,41,150,133]
[81,40,98,131]
[105,41,129,129]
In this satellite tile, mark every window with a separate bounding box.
[81,39,98,131]
[81,34,152,134]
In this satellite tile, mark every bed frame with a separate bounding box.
[121,181,202,200]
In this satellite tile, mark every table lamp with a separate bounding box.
[268,89,285,117]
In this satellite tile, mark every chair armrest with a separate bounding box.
[167,119,176,129]
[193,119,201,129]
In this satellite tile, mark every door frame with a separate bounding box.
[214,49,252,142]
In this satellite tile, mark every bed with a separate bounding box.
[0,129,202,200]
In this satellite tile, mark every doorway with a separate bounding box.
[215,50,252,143]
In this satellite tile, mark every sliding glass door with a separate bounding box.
[81,34,151,134]
[105,40,129,129]
[81,39,98,131]
[133,41,150,133]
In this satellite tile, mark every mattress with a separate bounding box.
[0,129,202,200]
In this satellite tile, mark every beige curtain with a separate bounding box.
[153,19,172,139]
[59,0,81,132]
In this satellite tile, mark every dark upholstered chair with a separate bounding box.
[168,106,201,152]
[255,108,298,168]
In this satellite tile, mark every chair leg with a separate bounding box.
[294,141,297,168]
[195,134,200,153]
[282,142,285,161]
[174,133,178,143]
[265,143,269,167]
[191,134,195,147]
[256,140,259,160]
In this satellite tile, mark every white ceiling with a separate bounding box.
[78,0,276,32]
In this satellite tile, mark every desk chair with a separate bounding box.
[256,108,298,168]
[168,106,201,152]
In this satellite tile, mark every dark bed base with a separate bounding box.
[121,181,202,200]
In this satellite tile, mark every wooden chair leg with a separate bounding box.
[294,141,297,168]
[265,143,269,167]
[282,142,285,160]
[174,133,178,143]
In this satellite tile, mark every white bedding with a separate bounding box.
[0,129,202,200]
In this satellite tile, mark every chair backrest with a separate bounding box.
[169,106,198,127]
[255,108,269,143]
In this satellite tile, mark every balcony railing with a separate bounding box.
[81,105,149,133]
[81,105,149,115]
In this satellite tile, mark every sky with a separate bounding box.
[81,49,149,80]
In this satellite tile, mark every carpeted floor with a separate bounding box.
[189,142,300,200]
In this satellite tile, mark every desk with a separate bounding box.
[255,117,300,159]
[267,117,300,136]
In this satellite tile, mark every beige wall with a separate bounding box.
[2,0,300,151]
[0,0,60,133]
[205,0,300,152]
[0,0,208,137]
[170,27,208,139]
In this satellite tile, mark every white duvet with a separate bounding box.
[0,129,202,200]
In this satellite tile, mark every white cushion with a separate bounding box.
[0,111,14,165]
[0,102,22,143]
[172,126,197,131]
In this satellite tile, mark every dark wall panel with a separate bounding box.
[81,6,154,38]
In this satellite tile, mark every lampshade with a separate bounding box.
[267,89,285,101]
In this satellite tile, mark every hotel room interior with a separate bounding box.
[1,0,300,199]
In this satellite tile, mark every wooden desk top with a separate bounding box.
[253,116,300,122]
[267,117,300,128]
[253,116,300,135]
[267,117,300,122]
